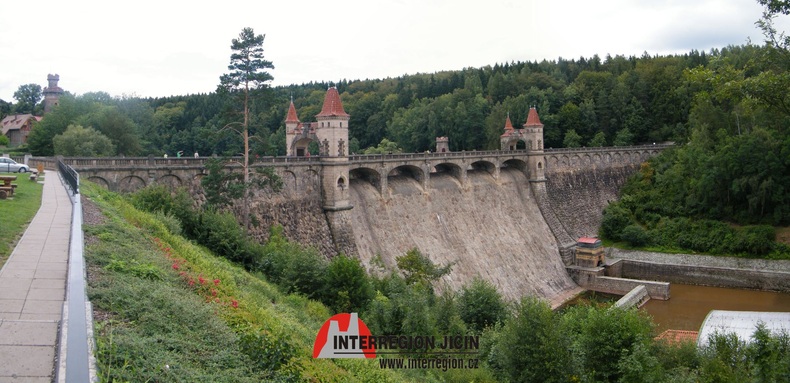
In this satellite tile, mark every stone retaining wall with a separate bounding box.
[609,249,790,292]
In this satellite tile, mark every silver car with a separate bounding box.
[0,158,30,173]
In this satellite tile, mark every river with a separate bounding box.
[641,284,790,333]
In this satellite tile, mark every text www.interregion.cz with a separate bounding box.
[378,357,479,370]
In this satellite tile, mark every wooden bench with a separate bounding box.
[29,173,38,181]
[0,186,12,199]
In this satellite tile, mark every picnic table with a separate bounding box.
[0,175,18,199]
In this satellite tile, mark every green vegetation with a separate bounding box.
[86,182,401,382]
[121,181,790,382]
[53,124,115,156]
[598,2,790,258]
[0,172,43,264]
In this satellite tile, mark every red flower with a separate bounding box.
[231,300,238,308]
[211,289,218,296]
[213,279,220,286]
[199,276,206,285]
[172,263,180,270]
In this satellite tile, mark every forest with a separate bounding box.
[1,1,787,257]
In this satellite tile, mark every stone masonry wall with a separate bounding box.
[544,165,639,241]
[347,168,578,302]
[609,249,790,292]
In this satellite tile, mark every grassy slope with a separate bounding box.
[83,182,408,382]
[0,172,43,265]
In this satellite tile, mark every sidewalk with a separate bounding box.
[0,173,72,382]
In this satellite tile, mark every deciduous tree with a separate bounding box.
[13,84,42,114]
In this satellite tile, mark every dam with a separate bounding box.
[28,88,668,305]
[349,165,576,301]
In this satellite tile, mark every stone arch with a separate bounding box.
[336,176,347,190]
[157,174,182,189]
[432,162,464,183]
[388,165,425,185]
[303,169,320,193]
[118,175,146,193]
[291,137,317,157]
[560,155,569,167]
[549,155,559,167]
[592,154,601,164]
[87,176,109,189]
[571,155,581,166]
[468,160,496,175]
[583,154,592,165]
[349,167,382,191]
[501,158,529,180]
[501,158,527,171]
[282,170,298,193]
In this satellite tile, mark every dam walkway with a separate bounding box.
[0,172,71,382]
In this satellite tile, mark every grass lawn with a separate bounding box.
[0,171,43,266]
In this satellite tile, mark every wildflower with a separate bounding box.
[199,276,206,285]
[211,289,218,296]
[172,263,180,270]
[213,279,220,286]
[231,300,238,308]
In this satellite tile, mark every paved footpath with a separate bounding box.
[0,173,72,382]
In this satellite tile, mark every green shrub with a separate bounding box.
[600,203,633,240]
[734,225,775,255]
[490,297,571,383]
[621,224,651,247]
[324,255,373,313]
[457,278,507,333]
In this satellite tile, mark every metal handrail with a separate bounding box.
[58,159,80,195]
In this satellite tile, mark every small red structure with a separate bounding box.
[575,237,604,267]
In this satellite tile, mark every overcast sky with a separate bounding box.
[1,0,787,102]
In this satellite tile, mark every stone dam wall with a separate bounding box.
[542,164,640,245]
[347,167,578,302]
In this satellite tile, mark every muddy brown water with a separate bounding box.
[641,284,790,333]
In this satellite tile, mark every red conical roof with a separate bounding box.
[525,107,542,126]
[504,114,514,130]
[316,87,349,118]
[285,100,300,123]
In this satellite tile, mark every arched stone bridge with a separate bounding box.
[28,144,671,195]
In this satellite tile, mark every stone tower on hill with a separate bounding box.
[42,74,64,114]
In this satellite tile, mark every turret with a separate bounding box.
[315,87,350,157]
[42,74,64,114]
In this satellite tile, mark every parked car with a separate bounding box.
[0,157,30,173]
